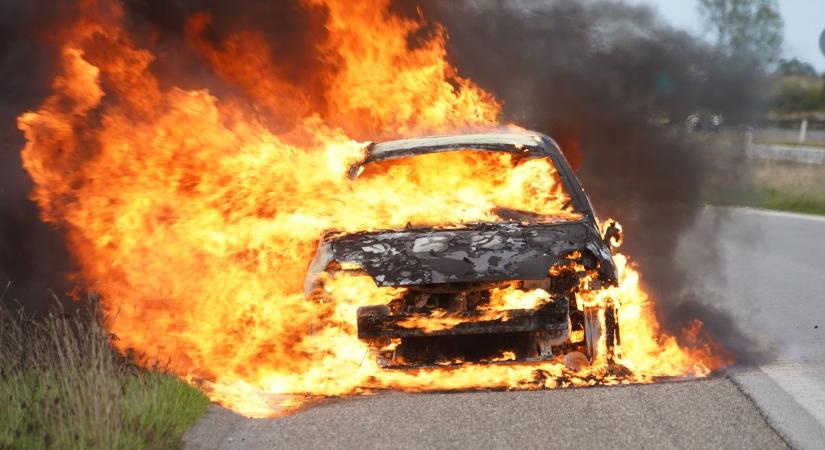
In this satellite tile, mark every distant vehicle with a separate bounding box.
[685,112,724,132]
[304,132,621,368]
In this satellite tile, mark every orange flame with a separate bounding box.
[18,0,726,417]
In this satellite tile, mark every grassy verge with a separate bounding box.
[0,301,209,449]
[708,188,825,216]
[757,188,825,215]
[753,138,825,148]
[706,158,825,216]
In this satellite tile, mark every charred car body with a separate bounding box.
[305,132,621,368]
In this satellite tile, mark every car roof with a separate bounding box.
[349,130,598,228]
[368,132,550,162]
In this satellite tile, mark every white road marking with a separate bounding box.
[711,207,825,448]
[733,207,825,223]
[731,363,825,450]
[762,363,825,426]
[730,368,825,450]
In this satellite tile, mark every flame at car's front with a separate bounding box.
[17,0,727,418]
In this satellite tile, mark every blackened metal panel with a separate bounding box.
[329,221,612,286]
[357,301,570,339]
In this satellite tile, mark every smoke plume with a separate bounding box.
[0,1,73,313]
[416,0,769,362]
[2,0,769,362]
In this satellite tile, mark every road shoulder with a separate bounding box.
[730,363,825,450]
[184,378,786,450]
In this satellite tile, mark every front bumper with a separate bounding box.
[356,299,569,339]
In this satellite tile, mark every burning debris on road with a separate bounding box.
[14,0,729,417]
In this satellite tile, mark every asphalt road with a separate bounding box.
[686,208,825,449]
[184,207,825,450]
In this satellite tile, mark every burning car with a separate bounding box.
[305,132,622,368]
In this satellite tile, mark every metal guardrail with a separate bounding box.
[748,143,825,165]
[754,128,825,144]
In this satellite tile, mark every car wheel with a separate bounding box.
[583,299,619,364]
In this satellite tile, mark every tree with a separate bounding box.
[777,58,818,77]
[698,0,784,66]
[773,81,825,112]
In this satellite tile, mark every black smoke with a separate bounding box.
[0,0,74,314]
[415,0,769,362]
[1,0,771,362]
[0,0,329,314]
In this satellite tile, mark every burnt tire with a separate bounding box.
[604,301,620,361]
[583,301,619,364]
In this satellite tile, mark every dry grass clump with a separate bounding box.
[745,160,825,215]
[751,160,825,197]
[0,297,208,449]
[702,132,825,215]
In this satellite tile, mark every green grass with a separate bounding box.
[705,158,825,216]
[708,187,825,216]
[752,138,825,148]
[759,188,825,215]
[0,302,209,449]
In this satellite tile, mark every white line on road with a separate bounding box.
[731,363,825,450]
[762,363,825,426]
[715,206,825,448]
[719,206,825,223]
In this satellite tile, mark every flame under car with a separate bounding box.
[305,132,621,368]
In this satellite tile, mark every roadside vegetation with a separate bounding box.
[771,72,825,114]
[706,152,825,216]
[748,161,825,215]
[757,189,825,215]
[713,186,825,216]
[0,298,209,449]
[767,51,823,109]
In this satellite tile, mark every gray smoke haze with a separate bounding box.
[414,0,770,363]
[1,0,771,362]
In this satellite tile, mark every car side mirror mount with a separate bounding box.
[602,220,623,250]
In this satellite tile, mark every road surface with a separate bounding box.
[184,207,825,449]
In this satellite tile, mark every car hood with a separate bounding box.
[305,219,616,292]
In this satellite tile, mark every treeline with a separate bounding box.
[772,59,825,113]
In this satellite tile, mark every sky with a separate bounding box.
[632,0,825,72]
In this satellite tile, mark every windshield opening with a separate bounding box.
[351,148,580,228]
